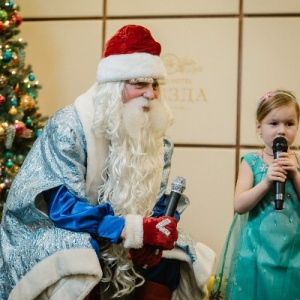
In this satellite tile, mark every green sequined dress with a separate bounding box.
[210,152,300,300]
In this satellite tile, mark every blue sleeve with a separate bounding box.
[152,194,180,222]
[44,185,125,244]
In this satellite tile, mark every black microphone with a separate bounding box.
[272,137,288,210]
[164,176,186,217]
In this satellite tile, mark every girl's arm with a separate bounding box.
[234,158,286,214]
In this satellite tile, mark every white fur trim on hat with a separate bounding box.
[97,52,167,83]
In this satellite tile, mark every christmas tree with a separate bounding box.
[0,0,47,218]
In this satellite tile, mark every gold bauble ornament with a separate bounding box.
[0,74,7,88]
[10,165,19,176]
[8,106,17,115]
[0,183,6,193]
[12,53,19,66]
[0,125,5,136]
[20,94,35,110]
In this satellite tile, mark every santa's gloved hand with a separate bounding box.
[128,245,163,269]
[143,216,178,250]
[123,215,178,250]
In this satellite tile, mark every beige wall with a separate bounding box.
[16,0,300,267]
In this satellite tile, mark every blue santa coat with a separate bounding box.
[0,104,177,299]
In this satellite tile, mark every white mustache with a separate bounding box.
[122,96,168,139]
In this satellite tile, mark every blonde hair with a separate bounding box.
[257,89,300,123]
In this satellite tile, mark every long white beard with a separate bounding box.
[91,82,174,298]
[99,96,171,217]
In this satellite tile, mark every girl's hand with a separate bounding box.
[276,152,298,179]
[266,159,287,184]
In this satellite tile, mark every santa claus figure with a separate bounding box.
[0,24,215,300]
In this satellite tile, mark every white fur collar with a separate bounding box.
[74,86,109,204]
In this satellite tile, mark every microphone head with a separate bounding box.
[272,137,288,154]
[171,176,186,194]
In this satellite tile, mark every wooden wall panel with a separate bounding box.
[107,0,239,16]
[244,0,300,14]
[20,21,102,115]
[17,0,103,18]
[169,148,235,262]
[240,18,300,145]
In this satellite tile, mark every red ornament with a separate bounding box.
[14,120,26,135]
[0,21,5,33]
[11,12,22,27]
[0,95,6,104]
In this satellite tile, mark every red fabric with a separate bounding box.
[103,25,161,58]
[133,281,172,300]
[143,216,178,250]
[129,245,163,268]
[85,283,101,300]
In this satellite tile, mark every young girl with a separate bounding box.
[210,89,300,300]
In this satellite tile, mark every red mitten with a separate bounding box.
[143,216,178,250]
[128,245,163,269]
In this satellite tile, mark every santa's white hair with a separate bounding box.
[90,80,174,297]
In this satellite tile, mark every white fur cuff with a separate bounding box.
[123,214,143,249]
[194,241,216,288]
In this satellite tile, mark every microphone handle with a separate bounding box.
[274,181,285,210]
[274,150,285,210]
[164,191,181,217]
[274,150,281,160]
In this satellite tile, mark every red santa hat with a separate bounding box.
[96,24,167,83]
